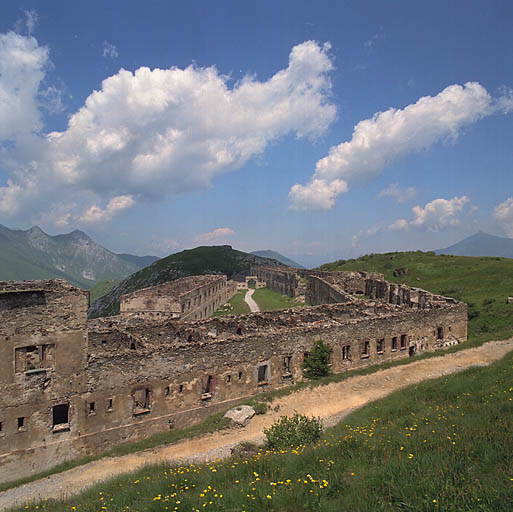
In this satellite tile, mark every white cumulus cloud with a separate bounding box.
[409,196,469,231]
[494,198,513,237]
[195,227,236,244]
[289,178,347,211]
[290,82,512,210]
[79,195,135,224]
[0,36,336,225]
[379,183,416,204]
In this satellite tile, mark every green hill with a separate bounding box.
[88,245,282,318]
[320,250,513,345]
[250,250,304,268]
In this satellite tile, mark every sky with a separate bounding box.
[0,1,512,267]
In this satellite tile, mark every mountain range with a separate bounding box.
[88,245,284,318]
[250,250,304,268]
[0,224,158,288]
[435,232,513,258]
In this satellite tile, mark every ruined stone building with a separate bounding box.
[120,275,237,322]
[0,268,467,482]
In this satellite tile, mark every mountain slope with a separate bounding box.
[435,231,513,258]
[116,253,160,268]
[250,250,304,268]
[0,224,140,287]
[88,245,283,318]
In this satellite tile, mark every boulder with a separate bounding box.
[224,405,256,427]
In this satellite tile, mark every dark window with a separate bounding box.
[257,364,269,384]
[437,327,444,340]
[377,338,384,353]
[226,374,231,383]
[130,342,136,350]
[0,421,2,432]
[179,384,183,393]
[236,327,243,335]
[400,335,407,349]
[52,404,69,426]
[342,345,351,360]
[203,376,212,394]
[282,356,292,375]
[165,386,170,396]
[238,371,243,380]
[392,337,398,350]
[362,341,370,357]
[89,402,95,414]
[17,417,25,430]
[107,398,113,410]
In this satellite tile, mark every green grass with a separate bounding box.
[12,350,513,511]
[213,289,250,316]
[320,251,513,347]
[88,279,120,302]
[252,287,303,311]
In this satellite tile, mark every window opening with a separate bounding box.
[165,386,170,396]
[238,371,243,380]
[134,388,151,415]
[400,334,407,349]
[392,337,398,350]
[342,345,351,360]
[257,364,269,384]
[107,398,113,410]
[377,338,384,353]
[17,417,25,430]
[437,327,444,340]
[52,403,69,429]
[226,374,231,383]
[179,384,183,393]
[282,356,292,376]
[89,402,95,415]
[361,341,370,357]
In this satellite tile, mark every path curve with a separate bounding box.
[1,338,512,510]
[244,288,260,312]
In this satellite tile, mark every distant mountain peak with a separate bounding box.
[436,231,513,259]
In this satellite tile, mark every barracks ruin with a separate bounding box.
[0,266,467,482]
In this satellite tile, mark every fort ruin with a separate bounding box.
[0,267,467,483]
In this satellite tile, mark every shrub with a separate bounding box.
[301,339,331,379]
[263,413,323,450]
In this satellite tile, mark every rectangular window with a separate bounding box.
[133,388,151,415]
[282,356,292,376]
[257,364,269,384]
[179,384,183,393]
[361,341,370,358]
[377,338,384,354]
[391,337,398,351]
[107,398,113,411]
[89,402,95,415]
[0,421,2,433]
[164,386,170,396]
[17,417,25,431]
[226,374,231,383]
[342,345,351,360]
[201,376,213,400]
[400,335,407,349]
[15,344,55,373]
[52,403,70,432]
[437,327,444,340]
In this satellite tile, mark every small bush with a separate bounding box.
[264,413,323,450]
[252,402,268,415]
[301,339,331,379]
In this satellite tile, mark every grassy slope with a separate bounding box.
[213,289,250,316]
[321,251,513,347]
[252,287,302,311]
[88,279,120,303]
[13,350,513,511]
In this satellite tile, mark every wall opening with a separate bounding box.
[282,356,292,377]
[202,376,213,400]
[342,345,351,360]
[134,388,151,415]
[437,327,444,340]
[88,402,95,415]
[377,338,384,354]
[400,334,407,349]
[107,398,113,411]
[52,403,69,430]
[238,371,243,380]
[361,340,370,358]
[257,364,269,385]
[409,346,416,357]
[226,374,231,383]
[17,417,25,431]
[392,337,398,351]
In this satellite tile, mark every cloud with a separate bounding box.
[195,227,236,244]
[24,10,38,35]
[79,195,135,223]
[102,41,119,59]
[0,36,336,225]
[290,82,512,210]
[379,183,416,203]
[494,198,513,237]
[352,196,470,247]
[0,31,49,139]
[289,178,347,211]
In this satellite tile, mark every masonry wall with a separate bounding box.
[0,291,466,482]
[252,266,298,297]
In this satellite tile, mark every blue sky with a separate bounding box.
[0,1,512,267]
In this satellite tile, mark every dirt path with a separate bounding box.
[1,338,512,510]
[244,288,260,312]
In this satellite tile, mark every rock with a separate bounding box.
[223,405,256,427]
[507,297,513,304]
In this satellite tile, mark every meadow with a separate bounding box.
[11,347,513,511]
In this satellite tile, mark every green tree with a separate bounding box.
[301,339,331,379]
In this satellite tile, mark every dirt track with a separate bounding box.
[1,338,512,510]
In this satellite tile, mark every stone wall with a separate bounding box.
[252,266,299,297]
[0,275,467,483]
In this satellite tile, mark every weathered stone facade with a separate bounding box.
[0,270,467,483]
[120,275,236,322]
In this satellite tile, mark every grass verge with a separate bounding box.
[252,287,303,311]
[213,290,250,316]
[10,350,513,511]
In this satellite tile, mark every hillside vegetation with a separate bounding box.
[88,245,282,318]
[14,348,513,511]
[320,251,513,346]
